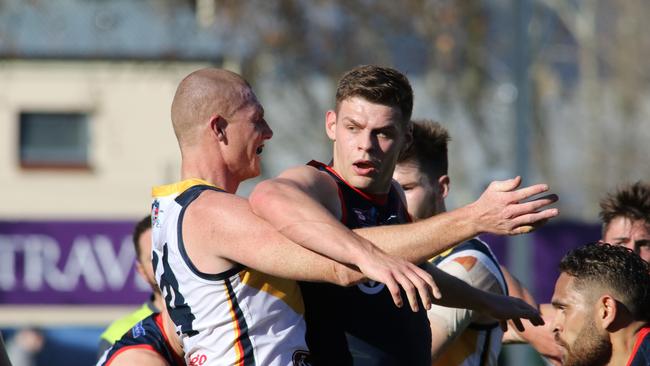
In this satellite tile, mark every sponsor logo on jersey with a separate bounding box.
[357,280,385,295]
[152,200,161,228]
[188,353,207,366]
[132,321,146,338]
[292,350,311,366]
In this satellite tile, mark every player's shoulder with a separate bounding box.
[100,303,153,344]
[436,238,505,289]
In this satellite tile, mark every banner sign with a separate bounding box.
[0,220,601,305]
[0,220,149,305]
[484,220,601,302]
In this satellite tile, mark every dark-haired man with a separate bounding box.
[393,120,562,365]
[98,215,163,356]
[600,181,650,263]
[551,243,649,365]
[250,65,557,365]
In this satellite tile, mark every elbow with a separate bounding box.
[332,263,363,287]
[249,181,279,215]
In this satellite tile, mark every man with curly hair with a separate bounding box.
[599,181,650,263]
[551,243,650,366]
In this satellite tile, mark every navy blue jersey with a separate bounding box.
[96,313,184,366]
[300,161,431,366]
[628,327,650,366]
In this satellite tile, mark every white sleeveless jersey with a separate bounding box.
[429,238,508,366]
[151,179,310,366]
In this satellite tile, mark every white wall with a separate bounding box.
[0,60,214,219]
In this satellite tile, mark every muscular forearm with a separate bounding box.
[250,177,374,267]
[354,205,480,264]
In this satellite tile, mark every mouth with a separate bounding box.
[256,144,264,155]
[353,159,378,176]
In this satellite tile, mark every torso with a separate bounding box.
[151,179,310,366]
[300,161,431,366]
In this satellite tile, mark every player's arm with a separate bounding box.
[355,177,559,263]
[249,165,439,311]
[426,260,476,360]
[185,191,363,286]
[423,262,543,331]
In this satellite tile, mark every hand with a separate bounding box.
[356,247,441,312]
[468,176,559,235]
[478,293,544,332]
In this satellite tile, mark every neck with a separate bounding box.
[607,321,647,365]
[152,291,165,312]
[180,146,240,193]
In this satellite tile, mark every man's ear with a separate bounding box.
[438,175,450,199]
[325,110,337,141]
[597,294,618,330]
[210,115,228,143]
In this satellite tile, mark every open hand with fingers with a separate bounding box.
[356,247,441,312]
[468,176,559,235]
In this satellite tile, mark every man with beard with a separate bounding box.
[599,181,650,263]
[551,243,650,366]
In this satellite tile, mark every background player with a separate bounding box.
[98,215,163,357]
[551,243,649,366]
[393,119,562,365]
[96,307,184,366]
[599,181,650,263]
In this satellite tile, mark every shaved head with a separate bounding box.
[171,68,253,147]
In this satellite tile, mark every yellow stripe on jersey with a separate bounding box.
[240,269,305,315]
[225,283,245,365]
[152,178,223,197]
[433,329,480,366]
[430,247,455,262]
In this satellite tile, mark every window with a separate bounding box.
[19,112,90,169]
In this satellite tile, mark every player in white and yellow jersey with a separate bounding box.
[394,119,562,365]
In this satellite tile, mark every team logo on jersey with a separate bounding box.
[132,321,146,338]
[292,350,311,366]
[357,280,385,295]
[152,200,160,228]
[353,207,378,227]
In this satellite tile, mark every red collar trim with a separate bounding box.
[308,160,389,205]
[626,326,650,366]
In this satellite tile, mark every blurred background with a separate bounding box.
[1,0,648,365]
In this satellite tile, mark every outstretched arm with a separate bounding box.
[350,176,558,263]
[423,262,543,331]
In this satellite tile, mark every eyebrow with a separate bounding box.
[342,117,363,127]
[551,300,566,308]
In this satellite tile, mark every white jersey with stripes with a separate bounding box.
[151,179,310,366]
